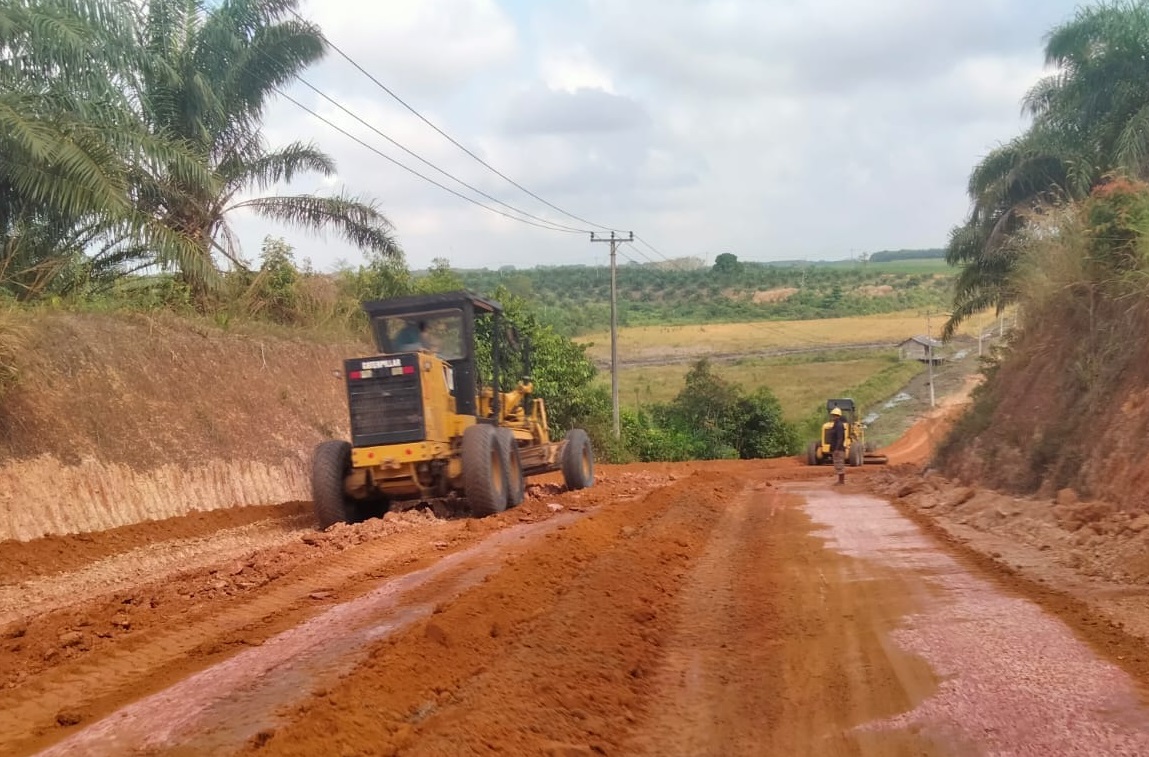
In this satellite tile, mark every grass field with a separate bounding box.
[580,309,993,364]
[826,259,952,274]
[606,349,925,423]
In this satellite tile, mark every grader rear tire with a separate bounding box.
[312,440,355,529]
[806,441,819,466]
[463,424,508,517]
[561,429,595,490]
[497,428,525,508]
[849,443,864,467]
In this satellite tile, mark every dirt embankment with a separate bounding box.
[0,312,369,541]
[935,313,1149,511]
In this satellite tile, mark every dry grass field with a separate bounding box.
[579,310,995,364]
[606,350,924,422]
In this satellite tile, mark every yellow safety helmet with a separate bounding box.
[830,407,842,416]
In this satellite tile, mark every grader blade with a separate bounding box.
[862,452,889,465]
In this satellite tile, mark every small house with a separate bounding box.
[898,335,944,363]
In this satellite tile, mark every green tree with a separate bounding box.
[415,257,465,294]
[945,0,1149,336]
[133,0,397,292]
[249,235,299,323]
[0,0,207,299]
[476,286,608,440]
[713,252,743,275]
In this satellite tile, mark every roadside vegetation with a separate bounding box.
[939,1,1149,497]
[944,0,1149,336]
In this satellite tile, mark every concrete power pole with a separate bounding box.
[591,231,634,438]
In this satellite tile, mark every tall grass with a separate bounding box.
[936,177,1149,492]
[0,307,28,397]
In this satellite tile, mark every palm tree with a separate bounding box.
[133,0,397,291]
[943,0,1149,336]
[0,0,207,298]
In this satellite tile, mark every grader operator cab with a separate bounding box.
[311,291,594,528]
[806,398,889,467]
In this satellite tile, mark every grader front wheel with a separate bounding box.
[496,427,525,508]
[463,424,508,517]
[561,429,595,490]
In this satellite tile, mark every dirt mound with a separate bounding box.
[0,501,309,584]
[855,285,895,297]
[936,187,1149,509]
[0,312,369,540]
[752,287,798,304]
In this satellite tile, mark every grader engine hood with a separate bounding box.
[344,353,425,447]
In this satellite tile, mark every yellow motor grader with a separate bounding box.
[806,398,889,467]
[311,291,594,527]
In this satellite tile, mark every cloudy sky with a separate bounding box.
[235,0,1083,272]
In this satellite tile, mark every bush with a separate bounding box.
[621,359,801,462]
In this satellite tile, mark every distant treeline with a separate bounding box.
[867,249,946,262]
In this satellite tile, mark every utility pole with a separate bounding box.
[591,230,634,438]
[926,310,936,408]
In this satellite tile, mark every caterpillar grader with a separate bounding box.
[311,290,595,528]
[805,398,889,467]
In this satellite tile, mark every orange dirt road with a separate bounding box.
[5,438,1149,755]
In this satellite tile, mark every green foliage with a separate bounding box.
[0,0,397,301]
[621,359,800,462]
[470,286,608,447]
[712,252,743,275]
[944,1,1149,336]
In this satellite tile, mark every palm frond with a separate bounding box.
[220,141,335,191]
[230,193,397,255]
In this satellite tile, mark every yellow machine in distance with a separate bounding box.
[311,291,595,527]
[806,398,889,467]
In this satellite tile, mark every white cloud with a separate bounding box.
[539,46,616,93]
[230,0,1081,272]
[300,0,519,95]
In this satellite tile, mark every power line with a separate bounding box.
[287,6,625,234]
[291,77,590,234]
[231,8,593,235]
[273,88,587,235]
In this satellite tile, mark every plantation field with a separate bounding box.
[832,259,952,274]
[579,309,987,365]
[611,351,910,421]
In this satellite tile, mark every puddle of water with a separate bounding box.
[789,486,1149,756]
[36,511,584,757]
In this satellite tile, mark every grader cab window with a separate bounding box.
[379,309,465,360]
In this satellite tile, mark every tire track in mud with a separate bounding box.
[0,472,667,757]
[625,480,941,757]
[1,525,451,756]
[32,513,589,757]
[233,470,742,757]
[0,513,313,626]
